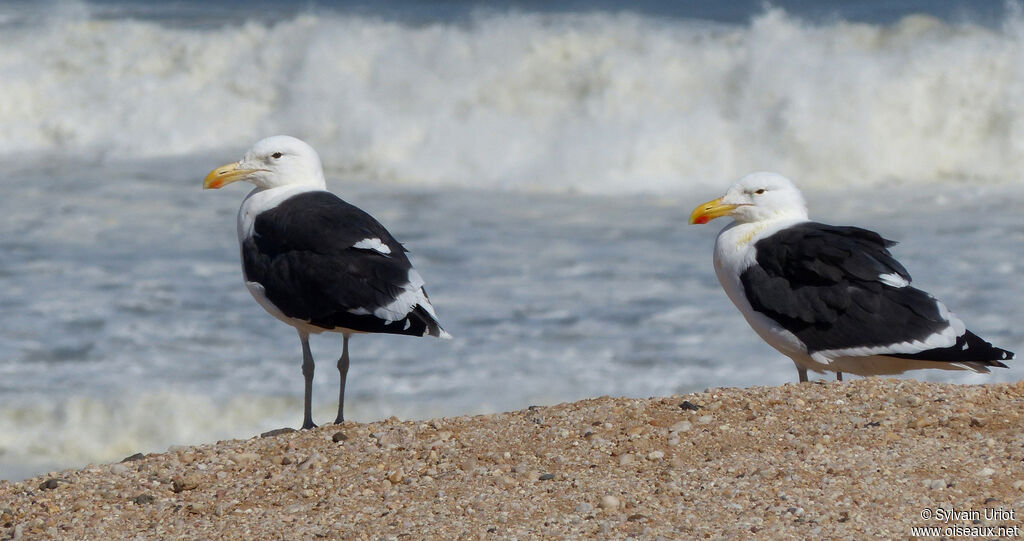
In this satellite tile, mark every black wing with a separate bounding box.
[740,222,1011,365]
[241,191,443,336]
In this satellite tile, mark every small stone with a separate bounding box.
[261,427,296,438]
[646,451,664,460]
[679,401,703,411]
[627,513,647,522]
[970,417,987,427]
[618,454,636,466]
[110,464,129,475]
[388,470,405,484]
[901,396,923,407]
[297,453,324,470]
[280,456,293,466]
[669,421,692,432]
[978,467,996,477]
[332,431,348,443]
[538,473,555,481]
[575,502,593,514]
[909,417,931,429]
[922,479,945,490]
[131,494,155,505]
[39,479,61,490]
[697,415,714,424]
[1012,480,1024,491]
[231,452,260,465]
[121,453,145,463]
[599,495,620,510]
[187,502,209,515]
[172,474,201,493]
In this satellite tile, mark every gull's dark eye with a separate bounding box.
[754,188,766,195]
[271,152,283,159]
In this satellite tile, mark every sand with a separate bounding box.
[2,378,1023,539]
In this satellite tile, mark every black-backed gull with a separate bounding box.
[689,172,1012,382]
[204,135,450,428]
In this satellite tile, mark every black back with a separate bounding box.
[241,191,441,336]
[740,222,1011,365]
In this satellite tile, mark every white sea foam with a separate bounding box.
[0,392,293,479]
[1,7,1023,192]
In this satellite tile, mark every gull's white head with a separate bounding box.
[689,172,809,225]
[203,135,326,191]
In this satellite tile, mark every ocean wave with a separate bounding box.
[0,391,314,479]
[1,5,1022,191]
[0,383,540,480]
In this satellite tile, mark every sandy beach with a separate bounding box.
[2,378,1023,539]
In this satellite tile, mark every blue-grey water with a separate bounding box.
[1,0,1022,480]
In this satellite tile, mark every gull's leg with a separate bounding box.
[836,371,843,382]
[797,366,808,383]
[299,330,317,429]
[334,334,351,424]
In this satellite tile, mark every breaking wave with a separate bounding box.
[2,3,1023,191]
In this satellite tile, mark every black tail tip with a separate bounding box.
[987,348,1012,368]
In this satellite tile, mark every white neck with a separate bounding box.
[714,216,809,273]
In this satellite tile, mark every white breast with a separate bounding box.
[713,219,812,363]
